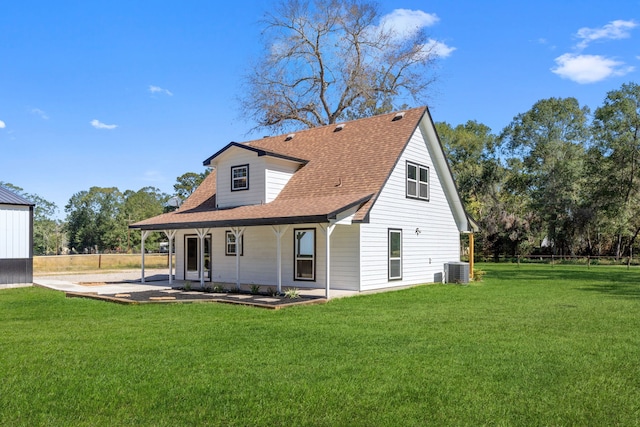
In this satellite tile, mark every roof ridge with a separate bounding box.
[245,106,427,145]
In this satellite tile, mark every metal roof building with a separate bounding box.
[0,186,34,288]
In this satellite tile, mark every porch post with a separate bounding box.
[271,225,289,294]
[141,230,150,283]
[320,223,336,299]
[163,230,177,285]
[195,228,210,287]
[231,227,245,290]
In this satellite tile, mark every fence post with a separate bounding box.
[98,254,102,269]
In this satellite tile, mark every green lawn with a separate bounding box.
[1,263,639,426]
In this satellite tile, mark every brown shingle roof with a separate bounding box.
[133,107,427,230]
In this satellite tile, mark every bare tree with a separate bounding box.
[240,0,442,132]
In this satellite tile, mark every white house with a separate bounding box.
[0,186,34,288]
[132,107,477,297]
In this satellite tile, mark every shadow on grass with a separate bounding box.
[483,263,640,300]
[576,282,640,299]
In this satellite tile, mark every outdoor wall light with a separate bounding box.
[415,227,421,235]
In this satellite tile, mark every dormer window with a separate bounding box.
[231,164,249,191]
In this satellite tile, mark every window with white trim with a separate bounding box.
[294,228,315,281]
[388,229,402,280]
[231,164,249,191]
[225,231,243,256]
[406,161,429,200]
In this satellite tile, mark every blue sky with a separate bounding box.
[1,1,638,219]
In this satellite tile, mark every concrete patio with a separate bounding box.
[32,268,359,309]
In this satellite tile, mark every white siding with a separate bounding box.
[360,126,460,291]
[170,224,361,291]
[214,149,266,208]
[265,158,298,203]
[211,224,327,289]
[174,229,187,280]
[213,149,301,208]
[330,224,360,291]
[0,205,30,259]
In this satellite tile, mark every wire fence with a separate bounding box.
[465,255,640,268]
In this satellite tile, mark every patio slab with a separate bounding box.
[33,269,360,309]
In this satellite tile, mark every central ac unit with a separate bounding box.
[445,262,470,283]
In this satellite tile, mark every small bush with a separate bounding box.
[213,285,225,293]
[250,284,261,295]
[473,269,486,282]
[284,288,300,299]
[267,287,278,297]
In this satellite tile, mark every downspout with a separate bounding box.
[469,232,475,281]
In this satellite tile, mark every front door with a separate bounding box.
[185,235,211,281]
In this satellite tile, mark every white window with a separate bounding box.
[231,164,249,191]
[294,229,315,281]
[388,229,402,280]
[225,231,243,256]
[407,162,429,200]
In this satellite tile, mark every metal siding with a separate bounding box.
[0,258,33,284]
[0,206,30,259]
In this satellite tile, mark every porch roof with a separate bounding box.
[131,192,373,230]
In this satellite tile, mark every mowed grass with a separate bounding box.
[1,264,639,426]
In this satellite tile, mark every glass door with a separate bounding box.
[184,235,211,281]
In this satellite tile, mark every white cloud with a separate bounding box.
[378,9,439,41]
[90,119,118,130]
[422,38,456,58]
[576,20,637,49]
[0,120,5,129]
[551,53,635,84]
[373,9,453,60]
[31,108,49,120]
[149,85,173,96]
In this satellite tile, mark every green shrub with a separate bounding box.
[284,288,300,299]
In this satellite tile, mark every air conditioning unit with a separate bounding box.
[445,262,470,284]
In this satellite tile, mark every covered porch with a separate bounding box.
[134,213,359,300]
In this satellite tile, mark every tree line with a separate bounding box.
[4,82,638,260]
[3,0,638,261]
[1,171,209,255]
[439,82,640,262]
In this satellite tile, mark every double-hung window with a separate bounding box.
[388,229,402,280]
[231,164,249,191]
[225,231,243,256]
[294,229,315,281]
[406,162,429,200]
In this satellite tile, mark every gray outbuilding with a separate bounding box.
[0,186,34,288]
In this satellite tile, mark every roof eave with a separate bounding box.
[203,142,308,167]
